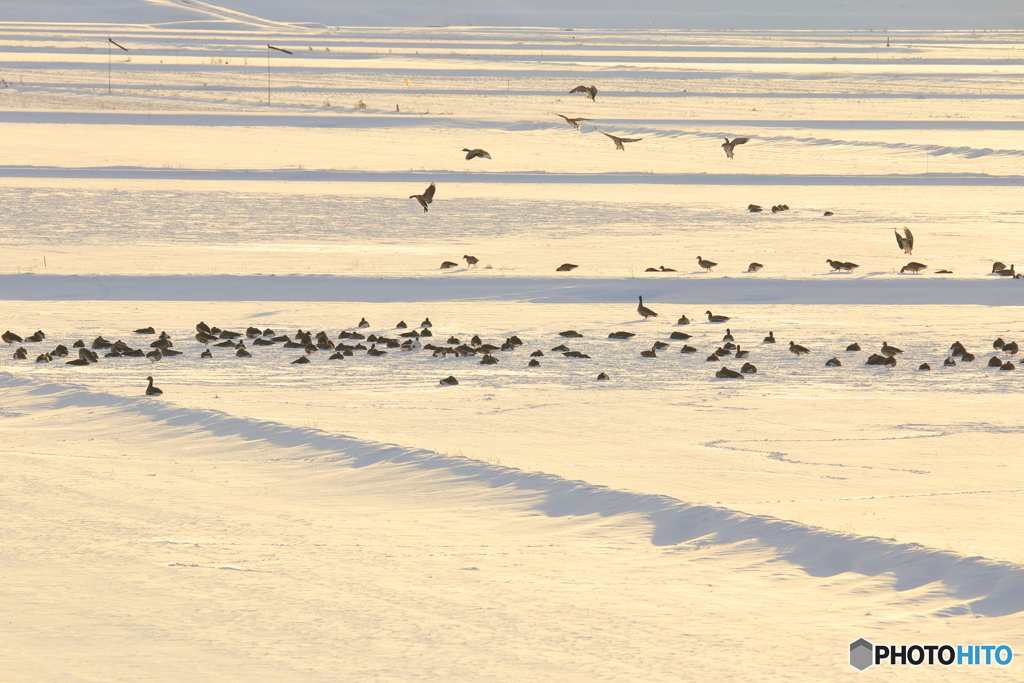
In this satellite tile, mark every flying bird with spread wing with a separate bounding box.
[463,148,491,160]
[722,137,750,159]
[409,183,436,212]
[895,227,914,254]
[597,130,642,151]
[553,113,592,130]
[570,85,598,101]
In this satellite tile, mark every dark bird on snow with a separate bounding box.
[1001,361,1015,370]
[823,211,834,216]
[3,331,23,344]
[556,263,578,272]
[735,346,749,359]
[716,366,744,378]
[670,331,692,340]
[919,363,931,370]
[991,261,1007,273]
[677,315,690,325]
[846,342,861,351]
[463,148,490,160]
[747,262,763,273]
[1002,341,1019,355]
[12,347,27,359]
[901,262,927,274]
[358,318,370,328]
[825,357,842,367]
[988,356,1003,367]
[464,255,479,267]
[721,137,750,159]
[763,332,776,344]
[705,310,730,323]
[696,255,717,272]
[789,341,810,357]
[995,264,1016,277]
[570,85,598,101]
[660,266,677,272]
[827,259,858,272]
[748,204,763,212]
[645,267,659,272]
[895,227,914,254]
[440,261,458,269]
[741,362,757,373]
[292,356,310,364]
[723,329,734,341]
[880,341,903,357]
[200,349,213,358]
[608,331,635,339]
[637,296,659,319]
[597,129,642,151]
[528,359,540,367]
[145,376,162,396]
[564,351,591,358]
[134,326,155,334]
[943,356,957,366]
[554,113,592,129]
[681,345,697,353]
[480,355,498,365]
[559,330,583,338]
[409,182,436,212]
[440,376,459,386]
[597,372,610,380]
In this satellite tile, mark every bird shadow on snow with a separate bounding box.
[7,372,1023,618]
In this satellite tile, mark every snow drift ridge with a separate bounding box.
[5,371,1022,618]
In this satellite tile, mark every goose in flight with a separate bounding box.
[409,183,436,212]
[597,130,642,151]
[895,227,914,255]
[570,85,598,101]
[722,137,750,159]
[637,296,659,319]
[463,148,491,160]
[554,113,592,130]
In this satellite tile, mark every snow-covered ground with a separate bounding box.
[1,6,1023,681]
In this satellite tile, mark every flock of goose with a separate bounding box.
[4,295,1017,396]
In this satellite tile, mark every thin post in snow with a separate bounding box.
[108,37,128,94]
[267,44,293,105]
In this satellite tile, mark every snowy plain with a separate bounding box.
[1,1,1023,680]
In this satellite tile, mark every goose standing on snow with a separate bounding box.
[696,256,717,272]
[789,341,811,357]
[900,262,927,274]
[554,113,592,130]
[721,137,750,159]
[145,376,163,396]
[409,182,436,212]
[597,130,642,151]
[637,296,659,319]
[570,85,598,101]
[895,227,914,255]
[462,148,491,160]
[463,255,479,267]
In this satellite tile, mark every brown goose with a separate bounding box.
[763,331,776,344]
[721,137,750,159]
[747,262,764,273]
[464,255,479,267]
[145,376,163,396]
[705,311,730,323]
[409,183,436,212]
[900,262,927,274]
[554,113,592,130]
[696,256,717,272]
[880,341,903,357]
[716,366,744,378]
[894,227,914,254]
[991,261,1007,274]
[570,85,598,101]
[597,130,642,151]
[995,264,1016,277]
[789,341,810,357]
[637,296,659,319]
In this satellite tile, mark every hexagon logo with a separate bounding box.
[850,638,874,671]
